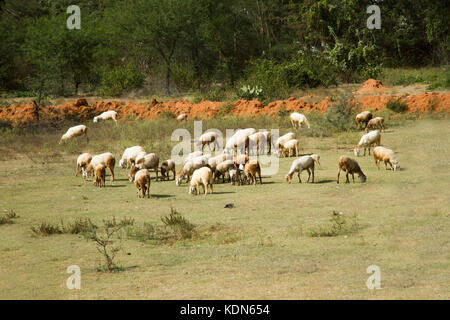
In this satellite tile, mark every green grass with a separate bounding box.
[0,119,449,299]
[381,66,450,89]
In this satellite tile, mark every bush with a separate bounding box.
[100,63,144,97]
[0,210,18,225]
[386,99,408,113]
[31,222,63,236]
[308,211,360,237]
[161,207,196,240]
[324,95,358,131]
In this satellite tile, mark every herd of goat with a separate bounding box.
[62,110,400,197]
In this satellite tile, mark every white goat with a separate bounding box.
[76,152,92,176]
[290,112,310,129]
[119,146,145,168]
[59,125,88,144]
[285,155,315,183]
[354,130,381,156]
[93,110,118,124]
[189,167,214,195]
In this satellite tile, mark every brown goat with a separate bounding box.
[365,117,385,132]
[93,164,106,187]
[337,156,366,184]
[244,161,262,185]
[355,111,373,129]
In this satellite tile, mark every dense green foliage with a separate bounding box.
[1,0,448,99]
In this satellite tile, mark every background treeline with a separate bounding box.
[0,0,448,101]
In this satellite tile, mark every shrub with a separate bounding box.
[86,217,134,273]
[100,63,144,97]
[386,99,408,113]
[0,210,18,225]
[308,211,360,237]
[31,222,63,236]
[62,218,97,235]
[324,95,358,131]
[161,207,196,240]
[215,102,234,117]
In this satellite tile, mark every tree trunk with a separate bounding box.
[75,81,80,96]
[166,64,171,95]
[32,100,40,122]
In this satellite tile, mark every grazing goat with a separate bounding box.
[208,154,230,172]
[160,160,176,180]
[189,167,214,195]
[275,132,296,155]
[176,156,209,185]
[93,110,118,124]
[280,139,299,157]
[197,132,220,152]
[354,130,381,156]
[129,153,159,182]
[337,156,366,184]
[290,112,311,129]
[365,117,385,132]
[285,155,315,183]
[244,160,262,185]
[76,153,92,177]
[355,111,373,129]
[214,160,235,183]
[373,146,400,171]
[59,125,88,144]
[248,131,272,155]
[84,152,115,182]
[134,169,151,198]
[119,146,145,169]
[224,128,255,155]
[93,164,106,187]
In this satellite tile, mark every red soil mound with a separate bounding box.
[1,92,448,126]
[354,79,388,94]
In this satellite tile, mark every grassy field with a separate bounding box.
[0,118,449,299]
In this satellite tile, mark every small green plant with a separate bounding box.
[386,99,408,113]
[61,218,97,235]
[31,222,63,236]
[161,207,196,240]
[237,85,263,100]
[216,102,234,117]
[308,211,360,237]
[0,210,18,225]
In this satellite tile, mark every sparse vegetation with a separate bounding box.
[0,210,18,225]
[386,99,409,113]
[308,211,360,237]
[161,207,196,240]
[85,217,134,273]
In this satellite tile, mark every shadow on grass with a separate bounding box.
[314,179,335,184]
[108,184,127,188]
[210,191,235,194]
[150,194,175,198]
